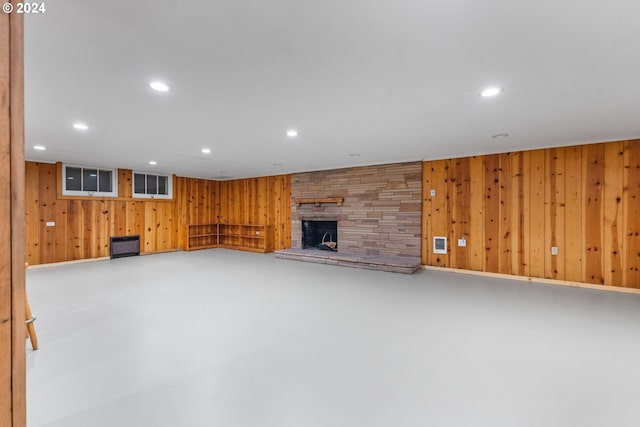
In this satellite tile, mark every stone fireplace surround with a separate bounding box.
[290,161,422,258]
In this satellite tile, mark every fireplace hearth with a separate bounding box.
[302,220,338,251]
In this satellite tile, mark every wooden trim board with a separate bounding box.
[423,265,640,295]
[25,256,111,269]
[1,7,26,426]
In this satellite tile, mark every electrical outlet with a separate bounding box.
[46,221,55,227]
[458,238,466,247]
[551,246,558,255]
[430,189,436,197]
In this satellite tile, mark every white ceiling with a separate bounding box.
[24,0,640,180]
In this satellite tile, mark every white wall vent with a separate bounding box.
[433,236,447,254]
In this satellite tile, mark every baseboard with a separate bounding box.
[422,266,640,295]
[26,256,111,269]
[26,249,181,269]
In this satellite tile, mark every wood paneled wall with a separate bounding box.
[422,140,640,288]
[25,163,292,265]
[1,8,26,426]
[218,176,292,250]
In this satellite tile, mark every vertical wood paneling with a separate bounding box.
[545,148,565,280]
[272,177,282,249]
[511,152,525,276]
[96,200,109,257]
[453,157,470,270]
[553,148,566,280]
[54,198,68,263]
[623,141,640,288]
[446,160,457,267]
[144,203,157,253]
[82,200,95,259]
[484,155,500,272]
[529,150,546,278]
[113,201,127,236]
[603,142,624,286]
[544,150,554,278]
[271,175,291,250]
[25,163,292,263]
[522,151,531,277]
[584,144,605,284]
[216,176,292,249]
[159,202,176,250]
[38,163,56,264]
[233,180,242,223]
[422,139,640,288]
[430,160,448,266]
[468,156,484,271]
[66,201,82,261]
[421,162,433,265]
[564,146,583,282]
[118,169,132,198]
[25,162,40,265]
[498,153,511,274]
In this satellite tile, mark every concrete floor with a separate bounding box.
[26,249,640,427]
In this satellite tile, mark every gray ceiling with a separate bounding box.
[24,0,640,180]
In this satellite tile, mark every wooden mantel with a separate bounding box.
[294,197,343,207]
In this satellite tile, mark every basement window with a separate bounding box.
[132,172,173,199]
[62,164,118,197]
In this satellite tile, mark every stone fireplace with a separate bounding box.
[290,162,422,258]
[302,219,338,250]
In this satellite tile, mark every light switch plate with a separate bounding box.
[551,246,558,255]
[46,221,55,227]
[430,189,436,197]
[458,239,466,247]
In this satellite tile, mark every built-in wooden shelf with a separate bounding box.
[183,223,274,253]
[294,197,343,207]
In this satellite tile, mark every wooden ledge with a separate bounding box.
[294,197,343,207]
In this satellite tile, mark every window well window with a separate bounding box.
[62,164,118,197]
[132,172,172,199]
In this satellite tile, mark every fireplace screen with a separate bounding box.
[302,220,338,251]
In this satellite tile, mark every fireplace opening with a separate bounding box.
[302,220,338,251]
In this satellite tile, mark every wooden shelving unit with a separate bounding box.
[219,224,274,253]
[184,224,219,251]
[183,223,274,253]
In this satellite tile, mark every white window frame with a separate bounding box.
[132,171,173,199]
[62,163,118,197]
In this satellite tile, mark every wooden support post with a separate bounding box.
[0,5,27,427]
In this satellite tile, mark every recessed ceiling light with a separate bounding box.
[33,145,46,150]
[72,122,89,130]
[481,87,502,97]
[148,161,158,165]
[491,133,510,139]
[286,129,298,137]
[201,148,212,154]
[149,81,170,92]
